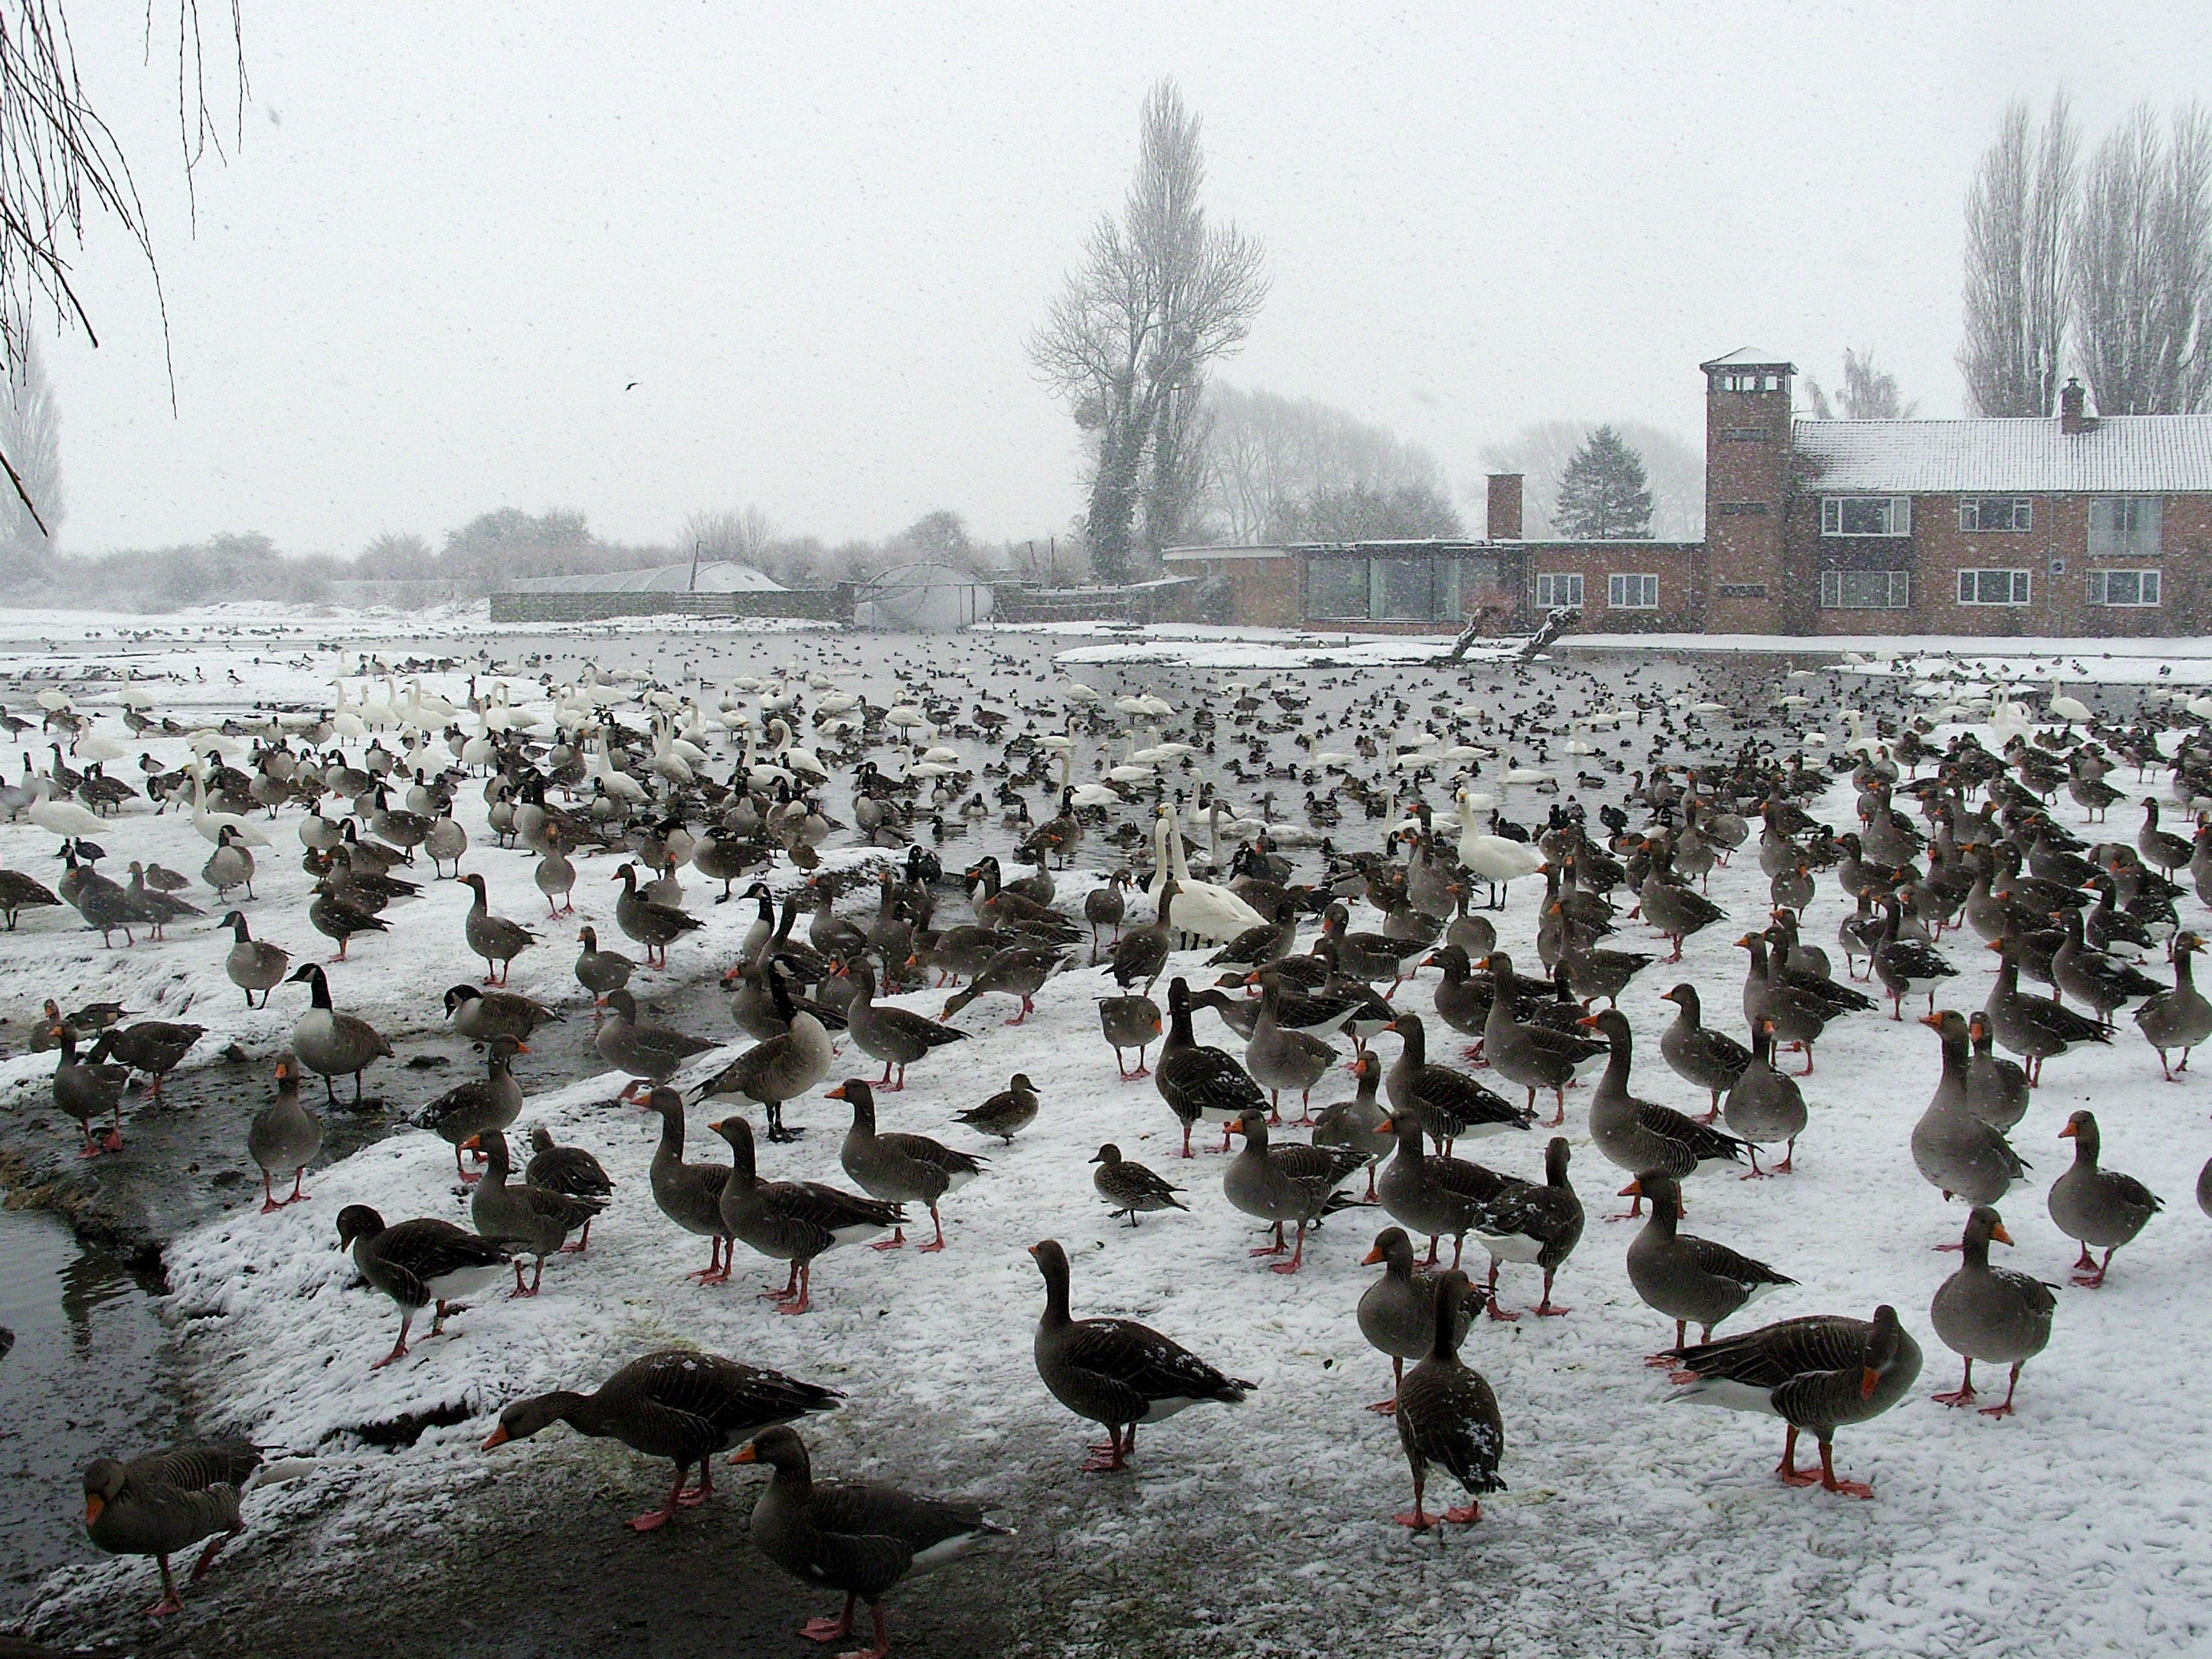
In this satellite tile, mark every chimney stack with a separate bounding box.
[1486,473,1524,540]
[2060,377,2096,435]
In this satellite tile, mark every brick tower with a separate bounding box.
[1699,349,1794,634]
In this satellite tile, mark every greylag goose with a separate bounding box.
[1029,1237,1254,1471]
[83,1442,261,1615]
[2047,1110,2162,1287]
[1639,840,1726,961]
[287,964,392,1107]
[1657,983,1750,1123]
[574,925,637,1010]
[1873,895,1958,1020]
[1983,936,2109,1084]
[50,1023,129,1155]
[1097,994,1161,1078]
[1929,1206,2054,1417]
[637,1085,732,1282]
[413,1038,523,1182]
[1090,1143,1187,1226]
[1357,1226,1473,1411]
[842,960,968,1090]
[1310,1050,1392,1198]
[938,941,1066,1025]
[1462,1135,1584,1318]
[1383,1012,1532,1151]
[1578,1009,1747,1210]
[0,852,60,929]
[201,824,255,900]
[444,982,562,1046]
[832,1077,986,1251]
[1155,976,1267,1156]
[613,860,702,968]
[2051,905,2162,1022]
[1105,878,1176,994]
[308,879,388,961]
[525,1124,613,1250]
[1964,1011,2030,1129]
[735,1425,1010,1659]
[219,909,289,1006]
[1622,1172,1796,1354]
[1243,972,1337,1120]
[1912,1010,2028,1212]
[1722,1018,1807,1175]
[94,1020,204,1098]
[246,1053,321,1212]
[711,1115,904,1312]
[1660,1305,1922,1499]
[695,967,835,1142]
[1222,1107,1366,1272]
[468,1128,607,1294]
[954,1073,1040,1143]
[459,872,536,986]
[1375,1108,1511,1269]
[2133,930,2212,1079]
[484,1349,842,1532]
[598,989,716,1102]
[1391,1268,1504,1530]
[1482,952,1604,1125]
[1084,868,1130,946]
[335,1203,514,1367]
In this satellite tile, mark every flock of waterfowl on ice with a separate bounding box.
[6,646,2211,1658]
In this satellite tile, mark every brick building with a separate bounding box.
[1163,349,2212,638]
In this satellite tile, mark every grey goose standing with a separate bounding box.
[1656,983,1750,1123]
[484,1348,842,1532]
[246,1053,321,1212]
[52,1023,130,1156]
[574,925,637,1010]
[83,1442,261,1615]
[1090,1143,1187,1226]
[831,1077,986,1251]
[1480,951,1604,1125]
[597,989,716,1103]
[2134,930,2212,1079]
[1929,1205,2054,1418]
[1391,1268,1505,1530]
[613,860,702,968]
[1722,1018,1808,1175]
[735,1425,1010,1659]
[413,1038,524,1182]
[1910,1011,2028,1210]
[459,871,536,985]
[286,963,392,1106]
[1460,1135,1585,1318]
[444,982,563,1046]
[1030,1237,1253,1472]
[1964,1011,2030,1130]
[711,1114,904,1313]
[219,909,289,1006]
[637,1085,732,1282]
[2047,1110,2162,1287]
[694,966,835,1142]
[467,1128,607,1295]
[1222,1107,1366,1273]
[1622,1171,1796,1353]
[335,1203,513,1368]
[842,959,969,1090]
[1577,1008,1747,1210]
[1357,1225,1473,1413]
[526,1124,615,1251]
[1382,1012,1533,1151]
[1154,976,1267,1157]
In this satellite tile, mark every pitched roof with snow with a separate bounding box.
[1794,415,2212,494]
[507,561,785,593]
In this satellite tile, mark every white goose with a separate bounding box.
[1149,806,1266,943]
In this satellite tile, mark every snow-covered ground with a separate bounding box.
[9,618,2211,1658]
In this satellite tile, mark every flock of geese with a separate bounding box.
[12,643,2212,1657]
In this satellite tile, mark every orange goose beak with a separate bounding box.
[2057,1122,2077,1139]
[729,1442,759,1465]
[84,1495,103,1527]
[825,1083,848,1100]
[1860,1367,1880,1400]
[481,1426,511,1451]
[1990,1221,2017,1246]
[1617,1179,1642,1197]
[1361,1244,1385,1265]
[1917,1013,1943,1030]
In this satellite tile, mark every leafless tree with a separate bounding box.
[1805,348,1920,420]
[0,333,60,560]
[1198,383,1447,543]
[685,505,778,567]
[0,4,246,527]
[1028,79,1267,583]
[2072,102,2212,415]
[1959,94,2077,417]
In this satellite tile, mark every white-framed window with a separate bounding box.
[1821,496,1912,536]
[1957,569,2031,606]
[1959,497,2033,532]
[1820,570,1911,609]
[1712,370,1785,393]
[1606,573,1658,610]
[2088,497,2162,557]
[2087,569,2161,607]
[1534,572,1583,608]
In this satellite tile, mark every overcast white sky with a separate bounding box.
[40,1,2212,558]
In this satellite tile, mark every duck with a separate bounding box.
[1459,1135,1585,1318]
[413,1039,524,1182]
[1982,936,2110,1084]
[1911,1010,2028,1210]
[637,1085,733,1282]
[1090,1143,1187,1226]
[735,1425,1010,1659]
[1097,994,1162,1079]
[1028,1237,1254,1472]
[334,1203,514,1368]
[1929,1205,2054,1418]
[286,964,392,1107]
[711,1115,905,1313]
[1622,1171,1796,1353]
[613,860,703,968]
[1222,1107,1367,1272]
[832,1077,986,1251]
[2046,1110,2162,1287]
[81,1443,264,1616]
[524,1124,614,1251]
[2134,930,2212,1079]
[1390,1269,1505,1530]
[1578,1008,1747,1207]
[246,1053,321,1213]
[467,1128,608,1295]
[596,988,716,1102]
[1657,983,1750,1123]
[574,925,637,1010]
[53,1023,130,1156]
[483,1349,842,1533]
[1658,1305,1922,1499]
[1964,1011,2030,1130]
[1722,1020,1807,1174]
[444,982,562,1046]
[955,1073,1040,1143]
[841,960,968,1091]
[695,967,835,1142]
[1382,1012,1532,1150]
[1154,976,1267,1156]
[219,909,289,1007]
[1357,1226,1473,1411]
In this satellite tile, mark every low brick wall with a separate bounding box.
[489,587,854,624]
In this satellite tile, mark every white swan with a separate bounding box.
[1456,788,1545,907]
[189,770,271,847]
[28,778,107,839]
[1149,806,1266,943]
[2048,680,2093,724]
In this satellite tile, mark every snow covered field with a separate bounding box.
[7,611,2211,1658]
